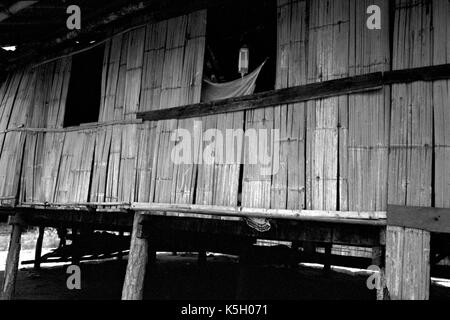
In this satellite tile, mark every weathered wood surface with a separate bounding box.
[34,226,45,270]
[388,205,450,234]
[135,64,450,122]
[0,214,24,300]
[385,226,430,300]
[132,202,386,225]
[122,213,148,300]
[389,0,434,208]
[432,0,450,208]
[384,0,435,301]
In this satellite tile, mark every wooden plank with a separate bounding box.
[136,64,450,122]
[385,226,405,299]
[138,72,382,121]
[144,215,383,247]
[387,205,450,234]
[132,202,386,225]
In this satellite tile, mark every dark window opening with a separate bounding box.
[204,0,277,93]
[63,44,104,127]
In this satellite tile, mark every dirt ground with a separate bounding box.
[1,253,449,300]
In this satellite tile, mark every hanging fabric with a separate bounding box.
[200,60,266,102]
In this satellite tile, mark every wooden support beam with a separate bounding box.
[17,206,133,230]
[71,227,80,265]
[117,230,124,260]
[145,215,383,247]
[0,1,39,23]
[132,202,386,226]
[388,205,450,234]
[323,244,332,272]
[235,244,253,300]
[122,213,148,300]
[33,226,44,270]
[303,242,317,257]
[385,226,430,300]
[371,246,384,267]
[148,244,156,266]
[1,213,26,300]
[137,64,450,122]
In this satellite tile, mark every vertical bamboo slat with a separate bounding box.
[306,0,349,211]
[432,0,450,208]
[272,0,307,211]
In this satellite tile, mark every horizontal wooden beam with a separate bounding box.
[3,201,387,225]
[387,205,450,234]
[3,202,386,226]
[137,64,450,121]
[0,204,384,245]
[145,215,383,246]
[132,202,386,226]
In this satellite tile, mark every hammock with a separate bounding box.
[200,60,266,102]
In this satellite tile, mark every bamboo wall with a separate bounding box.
[0,10,207,206]
[0,0,449,223]
[271,0,390,212]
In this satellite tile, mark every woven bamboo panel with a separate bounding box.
[272,0,307,210]
[346,0,390,211]
[389,0,433,207]
[0,69,35,204]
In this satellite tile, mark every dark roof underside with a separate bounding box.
[0,0,222,73]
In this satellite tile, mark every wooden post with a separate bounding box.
[323,243,332,271]
[148,245,156,266]
[34,226,45,270]
[235,244,253,300]
[71,227,80,265]
[290,241,300,268]
[117,230,124,261]
[1,213,25,300]
[385,226,430,300]
[371,246,383,267]
[372,245,386,300]
[122,213,148,300]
